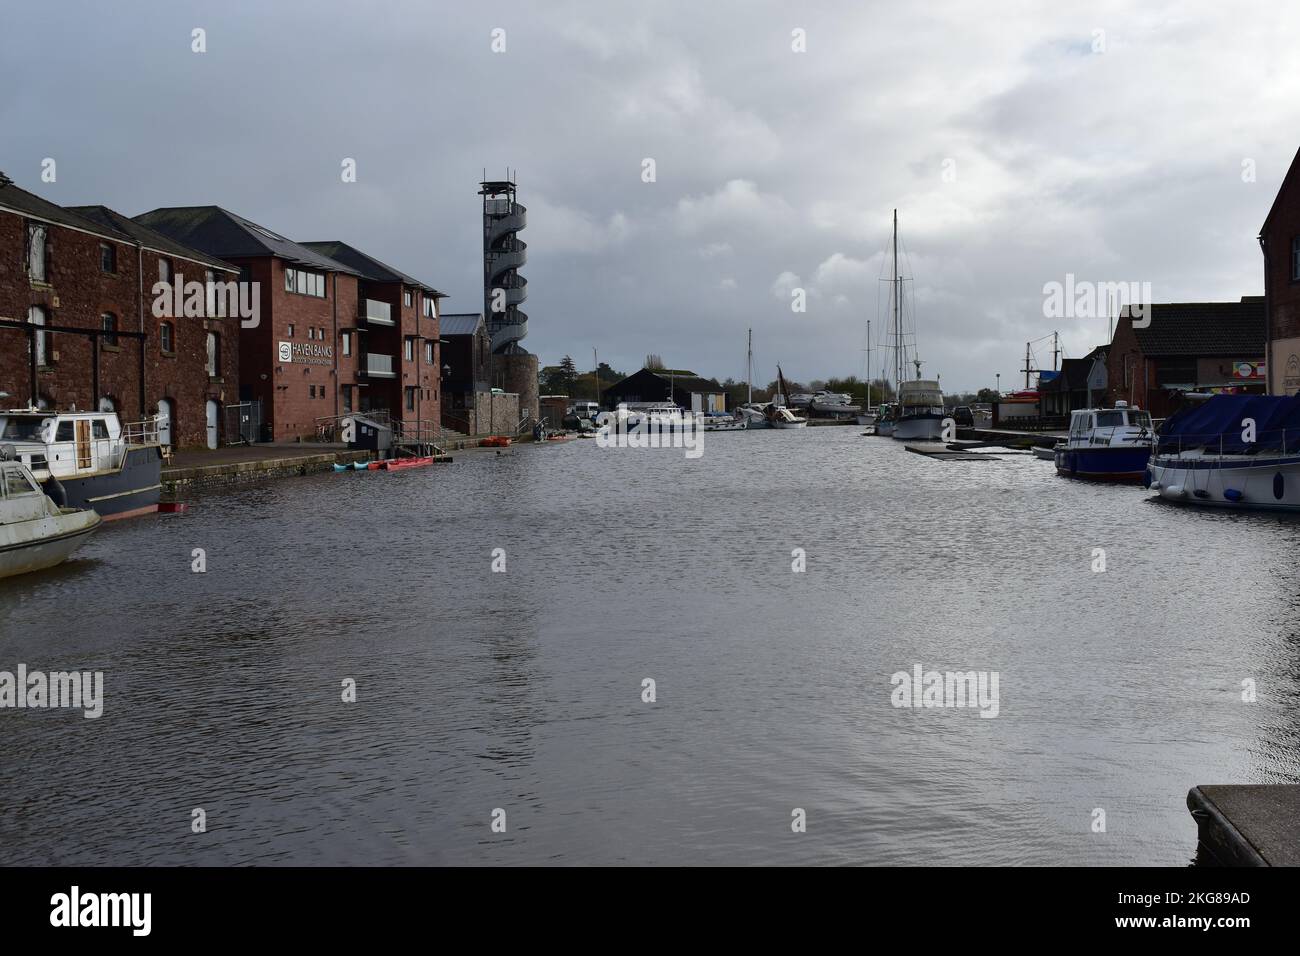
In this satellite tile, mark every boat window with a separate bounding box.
[55,421,75,441]
[1096,411,1126,428]
[93,420,110,440]
[1128,411,1152,429]
[4,467,38,497]
[1,419,45,440]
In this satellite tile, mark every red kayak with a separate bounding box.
[379,456,435,470]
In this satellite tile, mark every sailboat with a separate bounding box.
[737,332,808,429]
[882,210,945,442]
[857,319,877,426]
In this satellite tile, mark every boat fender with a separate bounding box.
[1149,481,1163,491]
[1274,472,1285,500]
[44,475,67,508]
[1193,488,1210,499]
[1163,484,1186,498]
[1224,488,1244,502]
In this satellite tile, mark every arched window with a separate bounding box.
[160,321,175,354]
[98,396,116,413]
[205,331,220,377]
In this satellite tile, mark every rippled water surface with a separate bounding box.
[4,428,1300,865]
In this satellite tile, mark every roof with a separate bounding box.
[300,240,442,295]
[439,312,485,336]
[606,367,724,396]
[67,205,237,274]
[1121,298,1265,356]
[133,206,359,275]
[1261,145,1300,236]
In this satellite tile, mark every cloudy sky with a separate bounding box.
[3,0,1299,392]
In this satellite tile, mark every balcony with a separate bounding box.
[363,299,394,325]
[363,352,395,378]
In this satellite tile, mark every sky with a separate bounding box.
[2,0,1299,392]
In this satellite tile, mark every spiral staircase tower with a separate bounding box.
[480,179,527,355]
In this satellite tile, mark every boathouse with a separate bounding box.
[1106,298,1266,418]
[601,368,727,413]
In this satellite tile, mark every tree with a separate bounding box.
[975,387,1000,403]
[644,354,665,370]
[557,355,578,393]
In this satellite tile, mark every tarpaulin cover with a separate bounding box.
[1157,394,1300,452]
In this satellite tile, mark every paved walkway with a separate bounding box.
[166,443,349,469]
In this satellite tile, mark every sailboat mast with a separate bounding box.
[866,319,872,409]
[747,327,753,404]
[893,209,901,403]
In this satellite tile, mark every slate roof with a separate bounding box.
[67,205,237,274]
[133,206,359,275]
[300,240,443,295]
[0,178,116,234]
[606,367,725,396]
[1123,298,1265,356]
[439,313,485,336]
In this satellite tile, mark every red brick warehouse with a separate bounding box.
[0,173,240,448]
[134,207,445,442]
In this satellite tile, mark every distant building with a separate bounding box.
[0,176,239,447]
[1037,347,1108,416]
[1260,147,1300,395]
[1106,298,1265,417]
[601,368,727,413]
[438,311,516,434]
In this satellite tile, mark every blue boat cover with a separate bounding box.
[1158,394,1300,452]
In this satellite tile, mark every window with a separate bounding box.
[204,269,216,315]
[100,243,116,273]
[101,312,118,347]
[27,305,48,366]
[404,336,414,361]
[309,385,317,398]
[341,386,353,413]
[92,419,110,438]
[206,331,220,377]
[4,467,39,497]
[285,267,326,298]
[287,324,295,337]
[160,321,174,353]
[159,258,172,283]
[424,341,433,364]
[342,332,352,356]
[1155,357,1197,387]
[404,290,413,308]
[27,223,47,281]
[55,421,74,441]
[1293,237,1300,281]
[405,386,416,411]
[423,296,437,318]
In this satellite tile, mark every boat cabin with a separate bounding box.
[1065,402,1153,446]
[0,459,50,524]
[0,409,153,481]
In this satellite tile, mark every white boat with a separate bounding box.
[1032,445,1057,461]
[809,391,862,415]
[0,408,163,519]
[0,450,101,579]
[1147,394,1300,510]
[700,411,747,431]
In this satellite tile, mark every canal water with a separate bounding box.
[3,428,1299,865]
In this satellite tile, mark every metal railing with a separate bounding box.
[122,418,161,446]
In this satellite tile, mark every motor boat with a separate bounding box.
[0,408,163,519]
[0,448,101,580]
[1054,401,1154,481]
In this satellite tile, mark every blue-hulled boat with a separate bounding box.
[1054,402,1155,482]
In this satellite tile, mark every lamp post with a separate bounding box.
[996,373,1001,395]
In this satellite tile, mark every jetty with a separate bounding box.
[1187,784,1300,866]
[904,442,1001,461]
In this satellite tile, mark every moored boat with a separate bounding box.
[0,408,162,519]
[1054,401,1154,481]
[0,450,101,580]
[1147,394,1300,510]
[893,379,945,441]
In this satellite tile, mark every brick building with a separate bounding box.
[1260,146,1300,395]
[300,241,443,431]
[1106,298,1266,417]
[0,175,240,447]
